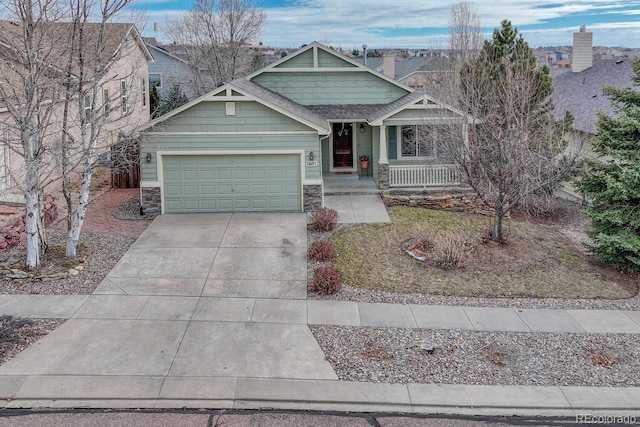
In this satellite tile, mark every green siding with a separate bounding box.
[356,124,373,176]
[251,72,409,105]
[163,154,301,213]
[321,136,330,174]
[276,49,314,68]
[388,126,397,160]
[317,49,356,68]
[146,101,311,133]
[141,133,320,182]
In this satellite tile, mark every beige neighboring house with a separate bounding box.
[0,21,152,200]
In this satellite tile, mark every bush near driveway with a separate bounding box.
[329,207,634,299]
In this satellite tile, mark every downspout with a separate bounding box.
[320,134,330,207]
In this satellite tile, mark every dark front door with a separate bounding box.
[332,122,353,168]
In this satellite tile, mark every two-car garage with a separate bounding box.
[162,154,302,214]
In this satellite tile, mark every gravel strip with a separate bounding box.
[0,232,135,295]
[0,317,65,365]
[310,325,640,387]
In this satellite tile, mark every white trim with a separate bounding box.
[154,150,305,214]
[396,124,439,160]
[144,131,319,136]
[303,179,322,186]
[262,67,368,73]
[140,180,160,187]
[203,96,251,101]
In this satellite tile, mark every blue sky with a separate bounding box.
[136,0,640,49]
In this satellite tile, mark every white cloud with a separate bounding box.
[141,0,640,48]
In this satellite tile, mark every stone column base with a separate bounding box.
[141,187,161,217]
[378,162,389,190]
[303,184,323,211]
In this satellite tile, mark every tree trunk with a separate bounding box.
[492,203,503,242]
[24,189,40,269]
[65,171,92,257]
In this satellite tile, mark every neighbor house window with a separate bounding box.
[120,79,128,113]
[142,77,147,108]
[399,125,436,158]
[83,94,92,120]
[103,88,111,119]
[149,73,162,88]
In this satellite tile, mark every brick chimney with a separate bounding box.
[383,53,395,79]
[572,25,593,73]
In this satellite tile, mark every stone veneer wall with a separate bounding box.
[303,185,322,211]
[141,187,161,217]
[382,192,496,216]
[377,163,389,190]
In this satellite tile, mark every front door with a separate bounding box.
[332,122,353,169]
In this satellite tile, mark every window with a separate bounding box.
[149,73,162,88]
[83,94,92,120]
[399,125,435,158]
[103,88,111,119]
[120,79,127,114]
[142,77,147,108]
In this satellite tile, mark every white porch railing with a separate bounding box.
[389,164,459,188]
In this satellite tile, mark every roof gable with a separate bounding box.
[246,42,412,92]
[370,91,473,125]
[139,78,330,135]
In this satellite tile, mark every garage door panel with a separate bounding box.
[234,169,251,180]
[163,154,301,213]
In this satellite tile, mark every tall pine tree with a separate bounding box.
[448,20,576,242]
[576,60,640,272]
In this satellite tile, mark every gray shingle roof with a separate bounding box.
[553,59,635,134]
[306,104,387,121]
[229,78,331,134]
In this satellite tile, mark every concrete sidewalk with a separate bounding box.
[0,295,639,334]
[0,294,639,415]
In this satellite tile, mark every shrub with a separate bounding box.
[310,265,343,294]
[407,231,476,270]
[309,207,338,231]
[308,241,333,261]
[430,231,475,270]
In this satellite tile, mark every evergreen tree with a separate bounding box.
[575,60,640,272]
[149,83,161,119]
[160,84,189,115]
[446,20,577,242]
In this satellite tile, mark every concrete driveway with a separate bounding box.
[98,212,308,299]
[0,213,337,403]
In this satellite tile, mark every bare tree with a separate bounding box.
[0,0,68,268]
[439,20,581,242]
[57,0,145,256]
[448,2,483,63]
[165,0,265,95]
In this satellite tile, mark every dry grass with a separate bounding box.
[329,206,634,299]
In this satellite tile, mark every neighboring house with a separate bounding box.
[552,26,635,200]
[0,21,152,195]
[145,39,198,101]
[138,42,470,215]
[359,55,451,88]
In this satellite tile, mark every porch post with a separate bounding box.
[378,125,389,190]
[378,125,388,163]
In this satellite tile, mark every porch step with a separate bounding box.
[323,176,379,196]
[324,189,381,196]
